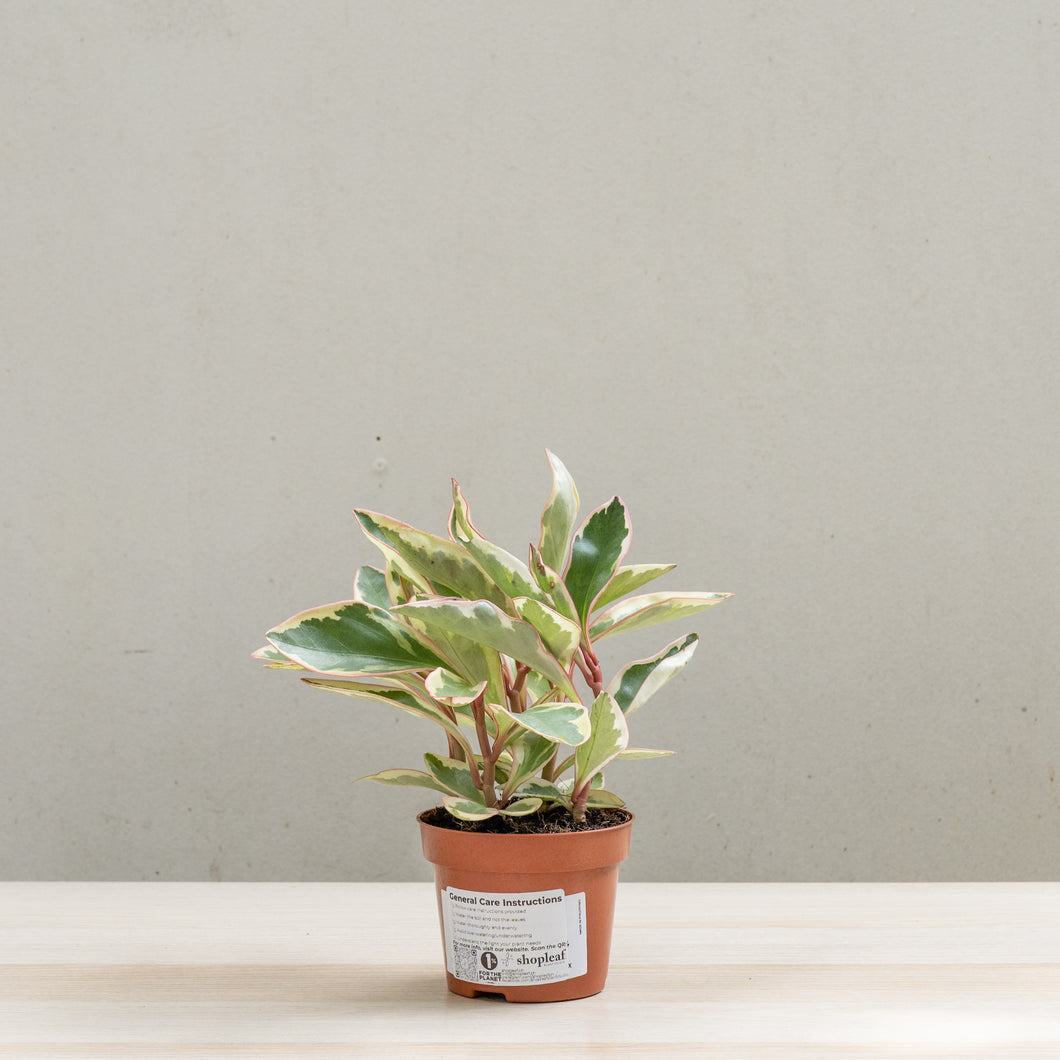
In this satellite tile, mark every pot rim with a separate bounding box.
[417,806,634,836]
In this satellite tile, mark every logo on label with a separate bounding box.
[517,949,567,967]
[480,950,498,970]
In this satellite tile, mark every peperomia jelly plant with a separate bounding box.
[255,452,731,824]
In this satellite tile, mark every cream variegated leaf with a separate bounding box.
[442,796,498,821]
[538,450,579,573]
[499,797,544,817]
[356,768,450,794]
[423,753,482,801]
[425,667,487,706]
[589,592,733,641]
[450,481,547,605]
[574,693,629,789]
[267,601,450,676]
[356,509,508,607]
[606,633,699,715]
[394,599,579,699]
[513,597,581,666]
[593,563,676,612]
[353,565,391,609]
[493,702,590,747]
[564,497,632,623]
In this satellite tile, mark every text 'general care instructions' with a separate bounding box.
[441,886,587,987]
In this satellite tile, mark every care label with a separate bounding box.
[440,886,587,987]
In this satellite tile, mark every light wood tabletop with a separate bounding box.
[1,881,1058,1057]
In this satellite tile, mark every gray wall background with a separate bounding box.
[3,2,1058,882]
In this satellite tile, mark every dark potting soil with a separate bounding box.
[419,805,632,835]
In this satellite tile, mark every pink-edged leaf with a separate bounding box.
[267,600,449,676]
[589,591,733,641]
[564,497,632,623]
[538,450,580,572]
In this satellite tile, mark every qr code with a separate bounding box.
[452,941,477,981]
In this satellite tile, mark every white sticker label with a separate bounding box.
[441,886,587,987]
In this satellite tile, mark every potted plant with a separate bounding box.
[255,451,730,1001]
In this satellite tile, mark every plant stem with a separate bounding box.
[570,777,593,822]
[471,692,498,808]
[507,663,530,713]
[579,644,604,697]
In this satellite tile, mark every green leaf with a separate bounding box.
[538,450,579,572]
[267,601,449,675]
[606,633,699,715]
[574,692,629,789]
[424,668,487,705]
[355,510,508,607]
[450,482,545,605]
[494,702,591,747]
[442,795,499,822]
[589,591,733,641]
[564,497,632,623]
[499,797,544,817]
[513,597,581,666]
[353,565,391,609]
[593,563,676,611]
[585,788,626,808]
[423,753,482,801]
[357,768,451,794]
[393,599,579,698]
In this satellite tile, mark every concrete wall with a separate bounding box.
[3,1,1058,881]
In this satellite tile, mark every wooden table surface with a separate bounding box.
[1,882,1058,1057]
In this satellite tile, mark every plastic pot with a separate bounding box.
[418,809,634,1002]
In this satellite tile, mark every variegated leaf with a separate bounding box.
[384,556,428,605]
[606,633,699,714]
[442,795,498,821]
[574,692,629,789]
[499,797,544,817]
[450,481,546,604]
[425,667,487,705]
[589,591,733,641]
[356,768,451,794]
[564,497,632,623]
[393,599,579,698]
[494,702,591,747]
[529,545,579,623]
[538,450,579,572]
[585,788,626,808]
[501,732,559,795]
[301,677,468,748]
[617,747,675,759]
[355,509,508,607]
[512,777,566,803]
[415,628,507,707]
[513,597,581,666]
[267,601,449,675]
[251,645,307,670]
[593,563,676,611]
[423,753,482,801]
[353,565,391,608]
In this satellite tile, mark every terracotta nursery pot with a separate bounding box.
[419,810,634,1003]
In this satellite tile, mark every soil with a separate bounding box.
[419,805,632,835]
